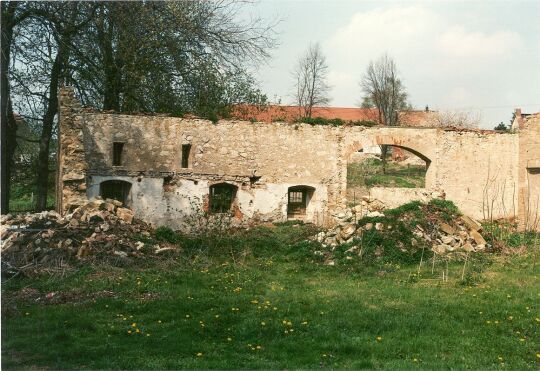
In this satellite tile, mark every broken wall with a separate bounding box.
[518,114,540,230]
[58,88,537,229]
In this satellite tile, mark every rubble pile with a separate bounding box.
[1,198,178,277]
[314,199,489,265]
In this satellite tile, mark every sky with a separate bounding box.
[244,0,540,128]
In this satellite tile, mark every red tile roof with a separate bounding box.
[231,105,434,127]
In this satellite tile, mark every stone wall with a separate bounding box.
[56,88,87,213]
[518,114,540,230]
[57,88,538,230]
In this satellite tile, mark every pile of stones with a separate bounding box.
[1,198,178,278]
[318,200,487,256]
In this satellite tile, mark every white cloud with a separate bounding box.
[321,4,532,127]
[438,26,522,58]
[327,6,439,61]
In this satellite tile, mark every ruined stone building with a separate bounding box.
[57,88,540,230]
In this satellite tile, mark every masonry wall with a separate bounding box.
[518,115,540,230]
[58,88,537,230]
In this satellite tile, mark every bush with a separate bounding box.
[155,226,181,244]
[294,116,377,127]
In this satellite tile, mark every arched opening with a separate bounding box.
[209,183,238,213]
[100,180,132,206]
[347,144,430,205]
[287,185,315,220]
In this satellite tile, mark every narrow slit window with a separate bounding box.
[113,142,124,166]
[181,144,191,168]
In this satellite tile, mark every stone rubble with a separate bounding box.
[1,198,179,278]
[318,198,488,259]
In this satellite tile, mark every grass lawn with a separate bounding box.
[2,225,539,369]
[348,158,427,189]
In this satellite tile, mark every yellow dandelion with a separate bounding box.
[146,334,151,337]
[376,336,382,342]
[302,321,308,325]
[536,354,540,359]
[256,345,262,349]
[413,358,418,362]
[227,337,232,341]
[520,338,526,342]
[127,330,132,334]
[261,322,266,326]
[136,329,140,333]
[158,320,162,323]
[131,323,137,327]
[196,352,203,357]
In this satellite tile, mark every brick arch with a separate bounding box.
[344,128,437,164]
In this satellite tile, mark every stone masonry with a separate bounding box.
[57,87,540,230]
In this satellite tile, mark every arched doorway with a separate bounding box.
[287,185,315,220]
[347,143,431,206]
[100,180,132,206]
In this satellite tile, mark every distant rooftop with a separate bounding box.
[231,105,435,127]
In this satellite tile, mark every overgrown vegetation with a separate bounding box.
[294,116,377,127]
[2,200,539,369]
[9,164,55,212]
[347,157,426,189]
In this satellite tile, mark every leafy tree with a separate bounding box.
[494,122,508,131]
[1,0,277,213]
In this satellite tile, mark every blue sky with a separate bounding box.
[244,0,540,128]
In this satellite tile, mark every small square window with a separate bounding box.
[209,183,237,213]
[113,142,124,166]
[289,191,303,203]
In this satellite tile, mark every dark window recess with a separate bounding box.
[100,180,132,206]
[287,186,315,219]
[209,183,237,213]
[181,144,191,168]
[113,142,124,166]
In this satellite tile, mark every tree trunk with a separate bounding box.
[35,47,65,211]
[381,145,388,174]
[99,4,121,111]
[1,4,18,214]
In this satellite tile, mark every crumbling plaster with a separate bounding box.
[57,88,539,230]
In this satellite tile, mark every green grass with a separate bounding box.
[348,158,427,189]
[2,223,539,369]
[9,172,55,212]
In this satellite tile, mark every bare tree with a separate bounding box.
[360,54,409,172]
[360,53,408,126]
[292,43,331,118]
[426,110,481,129]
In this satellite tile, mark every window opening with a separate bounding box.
[181,144,191,168]
[209,183,237,213]
[113,142,124,166]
